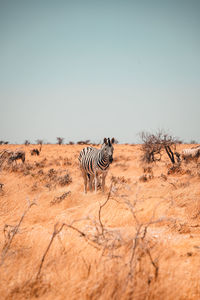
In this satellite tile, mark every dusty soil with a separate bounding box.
[0,144,200,300]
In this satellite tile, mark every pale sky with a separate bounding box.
[1,0,200,144]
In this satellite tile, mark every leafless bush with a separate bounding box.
[47,168,57,179]
[63,158,72,166]
[111,175,131,185]
[50,191,71,205]
[140,130,181,164]
[167,164,182,175]
[35,159,47,168]
[57,173,72,186]
[42,169,72,188]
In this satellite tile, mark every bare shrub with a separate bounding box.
[35,159,47,168]
[111,175,131,185]
[140,130,181,164]
[63,158,72,166]
[168,164,182,175]
[50,191,71,205]
[47,168,57,180]
[57,173,72,186]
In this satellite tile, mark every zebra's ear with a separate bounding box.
[104,138,107,144]
[111,138,115,144]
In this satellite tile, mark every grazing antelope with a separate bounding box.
[9,150,25,164]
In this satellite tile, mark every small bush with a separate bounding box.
[57,173,72,186]
[50,191,71,205]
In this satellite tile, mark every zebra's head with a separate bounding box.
[102,137,115,163]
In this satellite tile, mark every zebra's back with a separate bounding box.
[78,146,98,175]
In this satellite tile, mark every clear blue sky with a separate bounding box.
[1,0,200,144]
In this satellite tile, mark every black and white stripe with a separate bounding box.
[78,138,114,193]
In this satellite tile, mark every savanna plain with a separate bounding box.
[0,143,200,300]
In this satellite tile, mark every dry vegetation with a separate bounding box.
[0,143,200,299]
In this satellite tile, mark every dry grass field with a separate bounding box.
[0,143,200,300]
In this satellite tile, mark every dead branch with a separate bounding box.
[36,221,88,279]
[0,200,36,266]
[36,223,65,279]
[146,248,159,280]
[98,183,113,236]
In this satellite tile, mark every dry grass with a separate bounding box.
[0,144,200,299]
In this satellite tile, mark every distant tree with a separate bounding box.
[190,140,198,144]
[140,130,181,164]
[57,137,64,145]
[36,139,43,145]
[24,140,30,145]
[77,140,90,145]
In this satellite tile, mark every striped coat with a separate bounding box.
[78,138,114,193]
[181,146,200,162]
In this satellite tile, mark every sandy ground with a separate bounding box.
[0,143,200,300]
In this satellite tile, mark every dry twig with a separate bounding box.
[0,200,36,266]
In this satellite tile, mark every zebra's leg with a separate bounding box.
[94,173,98,193]
[81,169,88,193]
[88,173,94,191]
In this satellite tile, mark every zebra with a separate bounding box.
[78,138,115,193]
[181,146,200,162]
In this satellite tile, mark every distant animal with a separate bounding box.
[30,143,42,156]
[181,146,200,162]
[31,149,40,156]
[9,150,25,164]
[78,137,115,193]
